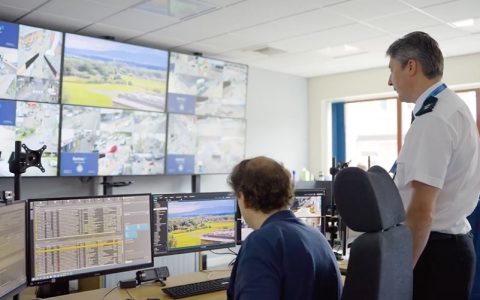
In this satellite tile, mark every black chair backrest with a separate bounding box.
[334,166,413,300]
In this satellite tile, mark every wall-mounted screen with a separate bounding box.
[60,105,166,176]
[166,114,245,174]
[62,34,168,111]
[195,116,245,174]
[152,192,236,256]
[0,99,60,176]
[167,52,247,118]
[0,21,62,103]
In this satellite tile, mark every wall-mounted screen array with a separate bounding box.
[0,21,62,103]
[0,201,26,299]
[27,194,154,286]
[0,20,247,177]
[152,192,236,256]
[0,99,60,176]
[60,105,166,176]
[62,34,168,111]
[166,114,245,174]
[168,52,247,118]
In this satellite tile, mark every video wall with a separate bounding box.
[166,53,247,174]
[0,20,247,177]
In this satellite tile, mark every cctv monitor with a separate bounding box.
[26,194,153,286]
[235,188,326,244]
[0,201,26,299]
[291,189,325,229]
[167,52,247,118]
[0,21,62,103]
[152,192,236,256]
[165,114,246,175]
[60,105,167,176]
[62,33,168,111]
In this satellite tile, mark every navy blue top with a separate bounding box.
[227,210,342,300]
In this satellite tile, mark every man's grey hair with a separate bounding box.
[386,31,443,79]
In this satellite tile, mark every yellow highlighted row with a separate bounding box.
[35,241,122,254]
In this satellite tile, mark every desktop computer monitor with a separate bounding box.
[152,192,237,256]
[0,201,27,299]
[235,188,326,245]
[26,194,154,286]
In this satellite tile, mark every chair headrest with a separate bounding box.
[333,165,405,232]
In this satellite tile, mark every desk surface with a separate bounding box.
[48,270,231,300]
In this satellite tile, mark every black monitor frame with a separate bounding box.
[26,193,154,286]
[0,200,27,300]
[152,192,237,257]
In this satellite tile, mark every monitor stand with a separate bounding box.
[36,281,69,298]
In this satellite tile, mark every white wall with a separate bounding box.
[308,52,480,177]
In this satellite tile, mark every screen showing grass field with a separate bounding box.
[60,105,166,176]
[0,21,62,103]
[152,193,236,256]
[0,99,59,177]
[62,34,168,111]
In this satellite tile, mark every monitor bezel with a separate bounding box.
[0,200,27,299]
[152,191,237,257]
[26,193,154,286]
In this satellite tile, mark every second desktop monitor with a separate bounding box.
[152,192,237,256]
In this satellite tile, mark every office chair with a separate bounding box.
[334,165,413,300]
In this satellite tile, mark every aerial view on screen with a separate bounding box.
[61,105,166,176]
[195,116,245,174]
[0,100,59,176]
[168,52,247,117]
[196,62,247,118]
[0,21,62,102]
[62,34,168,111]
[167,199,235,250]
[166,113,196,174]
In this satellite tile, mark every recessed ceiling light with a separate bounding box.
[449,18,475,28]
[135,0,217,20]
[317,44,360,57]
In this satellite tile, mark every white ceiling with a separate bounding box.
[1,0,479,78]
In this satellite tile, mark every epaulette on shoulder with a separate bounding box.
[415,96,438,117]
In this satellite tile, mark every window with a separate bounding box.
[344,98,397,171]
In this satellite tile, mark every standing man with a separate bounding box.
[227,156,341,300]
[387,31,480,299]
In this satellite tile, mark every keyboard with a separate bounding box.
[162,277,230,299]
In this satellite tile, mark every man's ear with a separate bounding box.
[407,59,418,76]
[238,191,251,208]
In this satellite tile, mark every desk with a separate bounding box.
[47,270,231,300]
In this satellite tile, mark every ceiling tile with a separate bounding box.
[270,23,385,53]
[423,0,480,22]
[325,0,411,20]
[129,31,189,49]
[34,0,126,22]
[201,0,246,7]
[20,12,91,32]
[0,5,28,21]
[193,33,263,53]
[77,23,143,42]
[404,24,469,41]
[173,42,225,55]
[439,34,480,57]
[88,0,145,9]
[231,8,353,45]
[365,10,441,33]
[100,9,179,32]
[349,35,397,53]
[401,0,459,8]
[0,0,48,11]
